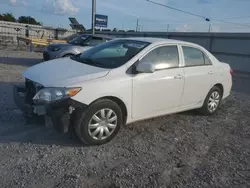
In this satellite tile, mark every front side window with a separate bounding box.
[68,35,89,45]
[182,46,212,66]
[140,45,179,70]
[76,39,150,69]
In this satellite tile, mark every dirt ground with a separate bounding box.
[0,50,249,188]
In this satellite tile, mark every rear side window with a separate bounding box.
[182,46,212,67]
[88,37,104,46]
[140,45,179,70]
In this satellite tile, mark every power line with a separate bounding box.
[209,15,250,27]
[211,18,250,27]
[222,16,250,20]
[146,0,250,27]
[146,0,207,19]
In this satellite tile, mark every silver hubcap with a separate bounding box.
[88,108,117,140]
[208,91,220,112]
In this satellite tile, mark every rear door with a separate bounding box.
[180,46,217,108]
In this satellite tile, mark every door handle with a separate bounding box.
[208,71,214,75]
[174,74,183,79]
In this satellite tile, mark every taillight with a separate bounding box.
[230,68,233,76]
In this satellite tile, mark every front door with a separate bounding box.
[132,45,185,119]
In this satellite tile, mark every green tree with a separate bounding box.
[18,16,41,25]
[0,13,16,22]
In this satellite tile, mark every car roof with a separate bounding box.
[80,33,114,40]
[119,37,195,46]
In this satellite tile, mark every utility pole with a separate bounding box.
[138,25,141,32]
[167,24,169,33]
[136,19,139,32]
[208,23,212,32]
[92,0,96,34]
[166,24,169,38]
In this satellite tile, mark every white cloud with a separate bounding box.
[9,0,17,5]
[1,0,26,6]
[54,0,78,15]
[45,0,79,15]
[99,2,138,18]
[175,24,190,32]
[212,25,220,32]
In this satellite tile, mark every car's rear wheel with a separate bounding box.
[74,99,123,145]
[199,86,222,115]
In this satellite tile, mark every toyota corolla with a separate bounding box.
[14,37,232,145]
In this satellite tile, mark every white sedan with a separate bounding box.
[14,37,233,145]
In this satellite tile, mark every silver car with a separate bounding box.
[43,34,113,61]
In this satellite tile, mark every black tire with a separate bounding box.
[198,86,222,115]
[74,99,123,145]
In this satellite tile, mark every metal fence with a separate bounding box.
[0,21,76,46]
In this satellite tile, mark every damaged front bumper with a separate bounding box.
[13,84,85,133]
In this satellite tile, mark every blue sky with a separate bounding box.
[1,0,250,32]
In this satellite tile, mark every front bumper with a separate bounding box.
[43,51,50,61]
[13,84,84,133]
[13,84,34,116]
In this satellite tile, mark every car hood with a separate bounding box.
[48,43,85,48]
[23,58,110,87]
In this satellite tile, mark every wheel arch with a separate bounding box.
[90,96,128,125]
[201,83,225,106]
[214,83,224,97]
[61,49,78,57]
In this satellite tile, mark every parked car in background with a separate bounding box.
[14,37,232,145]
[43,34,113,61]
[63,33,81,42]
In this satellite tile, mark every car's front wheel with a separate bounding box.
[199,86,222,115]
[74,99,123,145]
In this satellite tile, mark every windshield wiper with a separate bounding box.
[80,58,93,64]
[80,58,103,67]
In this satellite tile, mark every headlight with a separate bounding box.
[51,47,61,51]
[33,87,81,103]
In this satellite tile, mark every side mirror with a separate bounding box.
[136,62,155,73]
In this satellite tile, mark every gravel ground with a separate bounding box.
[0,50,250,188]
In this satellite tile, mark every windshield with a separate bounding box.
[68,35,89,45]
[77,39,150,69]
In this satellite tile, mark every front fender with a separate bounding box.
[69,76,132,121]
[61,50,78,57]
